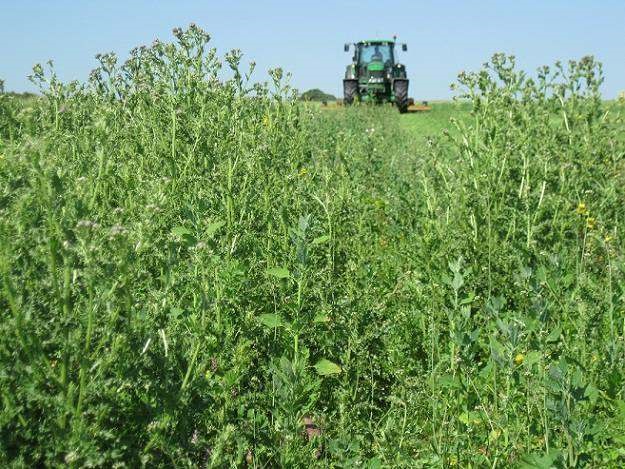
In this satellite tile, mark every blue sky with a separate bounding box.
[2,1,624,99]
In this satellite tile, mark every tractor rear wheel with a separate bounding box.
[343,79,358,105]
[393,79,409,113]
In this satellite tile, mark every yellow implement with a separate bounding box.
[407,99,431,112]
[318,99,431,112]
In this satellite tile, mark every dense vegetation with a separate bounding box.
[1,26,624,467]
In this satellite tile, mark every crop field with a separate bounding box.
[1,26,625,467]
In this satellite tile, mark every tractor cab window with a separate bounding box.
[358,44,393,66]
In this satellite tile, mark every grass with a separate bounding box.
[317,100,472,141]
[1,28,625,467]
[399,101,471,139]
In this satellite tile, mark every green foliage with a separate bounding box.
[313,359,342,376]
[1,27,624,467]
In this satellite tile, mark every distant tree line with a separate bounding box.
[299,88,336,102]
[0,80,37,99]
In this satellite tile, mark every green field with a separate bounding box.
[401,102,470,136]
[1,27,625,467]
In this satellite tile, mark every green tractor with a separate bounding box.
[343,38,409,113]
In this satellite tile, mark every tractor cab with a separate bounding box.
[356,41,394,69]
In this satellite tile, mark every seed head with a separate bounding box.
[109,224,126,237]
[76,219,99,230]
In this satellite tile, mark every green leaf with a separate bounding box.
[451,271,464,291]
[479,362,494,379]
[546,326,562,343]
[519,449,561,468]
[171,226,192,237]
[313,312,330,323]
[171,225,197,245]
[524,351,542,367]
[205,220,225,238]
[584,383,599,404]
[438,374,461,389]
[458,410,483,425]
[170,307,183,318]
[489,337,506,362]
[258,313,283,328]
[460,292,475,305]
[314,359,342,376]
[266,266,290,279]
[312,235,330,245]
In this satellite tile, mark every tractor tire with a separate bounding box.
[343,79,358,105]
[394,79,409,113]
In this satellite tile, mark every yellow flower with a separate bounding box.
[576,202,588,216]
[262,114,270,127]
[586,217,596,230]
[514,353,525,366]
[605,235,613,243]
[298,168,308,177]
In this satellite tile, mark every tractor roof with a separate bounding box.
[357,39,395,45]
